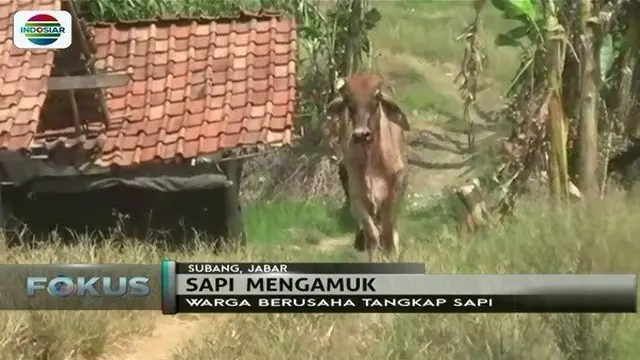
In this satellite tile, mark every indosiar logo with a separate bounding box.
[13,10,72,49]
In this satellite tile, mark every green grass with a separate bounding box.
[373,0,522,82]
[373,0,478,62]
[243,199,351,245]
[371,0,522,120]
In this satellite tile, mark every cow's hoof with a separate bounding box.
[353,229,366,252]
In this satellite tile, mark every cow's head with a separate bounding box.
[326,73,409,144]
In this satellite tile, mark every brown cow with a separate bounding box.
[326,73,410,262]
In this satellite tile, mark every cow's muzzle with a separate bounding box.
[351,128,372,143]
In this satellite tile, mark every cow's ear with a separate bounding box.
[326,97,346,118]
[381,98,410,131]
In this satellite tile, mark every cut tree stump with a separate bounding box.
[454,178,491,236]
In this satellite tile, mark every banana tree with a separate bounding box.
[456,0,489,151]
[617,1,640,137]
[491,0,572,199]
[545,0,571,200]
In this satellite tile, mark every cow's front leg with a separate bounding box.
[364,215,380,262]
[379,169,408,260]
[351,201,380,262]
[379,215,398,261]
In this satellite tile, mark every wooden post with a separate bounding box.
[221,151,246,248]
[0,169,11,231]
[63,71,85,140]
[0,178,13,233]
[48,74,130,90]
[65,0,112,124]
[0,179,4,229]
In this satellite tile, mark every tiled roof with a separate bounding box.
[0,7,297,167]
[0,0,59,151]
[35,15,297,167]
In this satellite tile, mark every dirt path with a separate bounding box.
[101,315,226,360]
[315,235,352,252]
[100,235,353,360]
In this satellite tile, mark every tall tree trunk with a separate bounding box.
[577,0,599,199]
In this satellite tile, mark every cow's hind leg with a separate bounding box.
[338,162,350,207]
[353,228,366,252]
[379,211,397,261]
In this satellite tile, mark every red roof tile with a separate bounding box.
[33,15,297,167]
[0,0,59,151]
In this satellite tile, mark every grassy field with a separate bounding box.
[371,0,521,119]
[1,195,638,359]
[1,1,638,360]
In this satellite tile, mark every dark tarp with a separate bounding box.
[30,173,231,193]
[0,151,230,192]
[0,151,103,186]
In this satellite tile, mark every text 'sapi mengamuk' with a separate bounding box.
[181,275,492,311]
